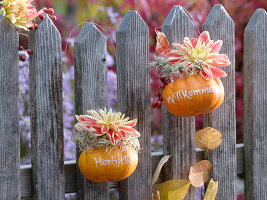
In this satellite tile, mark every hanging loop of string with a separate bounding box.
[63,22,117,74]
[182,8,201,36]
[153,8,200,38]
[63,22,118,117]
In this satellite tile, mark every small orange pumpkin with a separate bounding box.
[78,145,138,182]
[162,74,224,117]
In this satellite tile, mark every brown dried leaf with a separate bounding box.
[203,179,218,200]
[152,191,161,200]
[195,127,222,150]
[189,160,212,187]
[156,179,191,200]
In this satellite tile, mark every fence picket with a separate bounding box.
[29,16,64,199]
[0,18,20,200]
[244,8,267,199]
[203,5,236,199]
[74,23,109,200]
[162,6,196,200]
[116,11,151,200]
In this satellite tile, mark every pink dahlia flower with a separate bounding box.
[0,0,43,30]
[155,31,231,80]
[75,108,140,144]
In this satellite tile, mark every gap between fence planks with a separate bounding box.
[162,6,196,200]
[244,8,267,200]
[74,23,109,200]
[0,18,20,200]
[29,15,64,199]
[116,10,151,200]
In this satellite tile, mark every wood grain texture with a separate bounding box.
[20,145,246,197]
[74,23,108,200]
[0,18,20,200]
[29,16,64,199]
[203,4,236,199]
[244,8,267,200]
[161,6,196,200]
[116,11,151,200]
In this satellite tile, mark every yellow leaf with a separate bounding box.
[195,127,222,150]
[156,179,191,200]
[152,155,171,185]
[189,160,212,187]
[203,179,218,200]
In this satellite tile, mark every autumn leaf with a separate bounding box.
[156,179,191,200]
[189,160,212,187]
[152,155,171,185]
[195,127,222,150]
[203,179,218,200]
[152,191,161,200]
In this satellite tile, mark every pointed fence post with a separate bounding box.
[0,18,20,200]
[116,11,151,200]
[203,4,236,199]
[244,8,267,199]
[162,6,196,200]
[74,23,109,200]
[29,16,64,199]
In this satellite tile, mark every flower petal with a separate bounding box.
[200,65,213,80]
[124,119,137,127]
[210,66,227,78]
[74,123,92,132]
[210,40,223,53]
[183,37,197,49]
[198,31,210,44]
[189,38,198,48]
[94,131,105,136]
[106,132,115,144]
[119,127,140,137]
[75,115,92,122]
[101,125,109,134]
[210,54,231,67]
[172,43,185,50]
[155,31,171,56]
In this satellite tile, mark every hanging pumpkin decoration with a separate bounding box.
[72,108,140,182]
[151,31,231,117]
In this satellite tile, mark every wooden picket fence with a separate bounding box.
[0,4,266,200]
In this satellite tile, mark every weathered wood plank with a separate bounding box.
[74,23,109,200]
[29,16,64,199]
[203,4,236,199]
[244,8,267,200]
[20,160,77,198]
[162,6,196,200]
[0,18,20,200]
[116,11,151,200]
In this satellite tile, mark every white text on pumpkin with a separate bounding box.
[94,155,131,167]
[166,86,217,103]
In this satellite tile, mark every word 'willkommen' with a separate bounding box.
[166,86,217,103]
